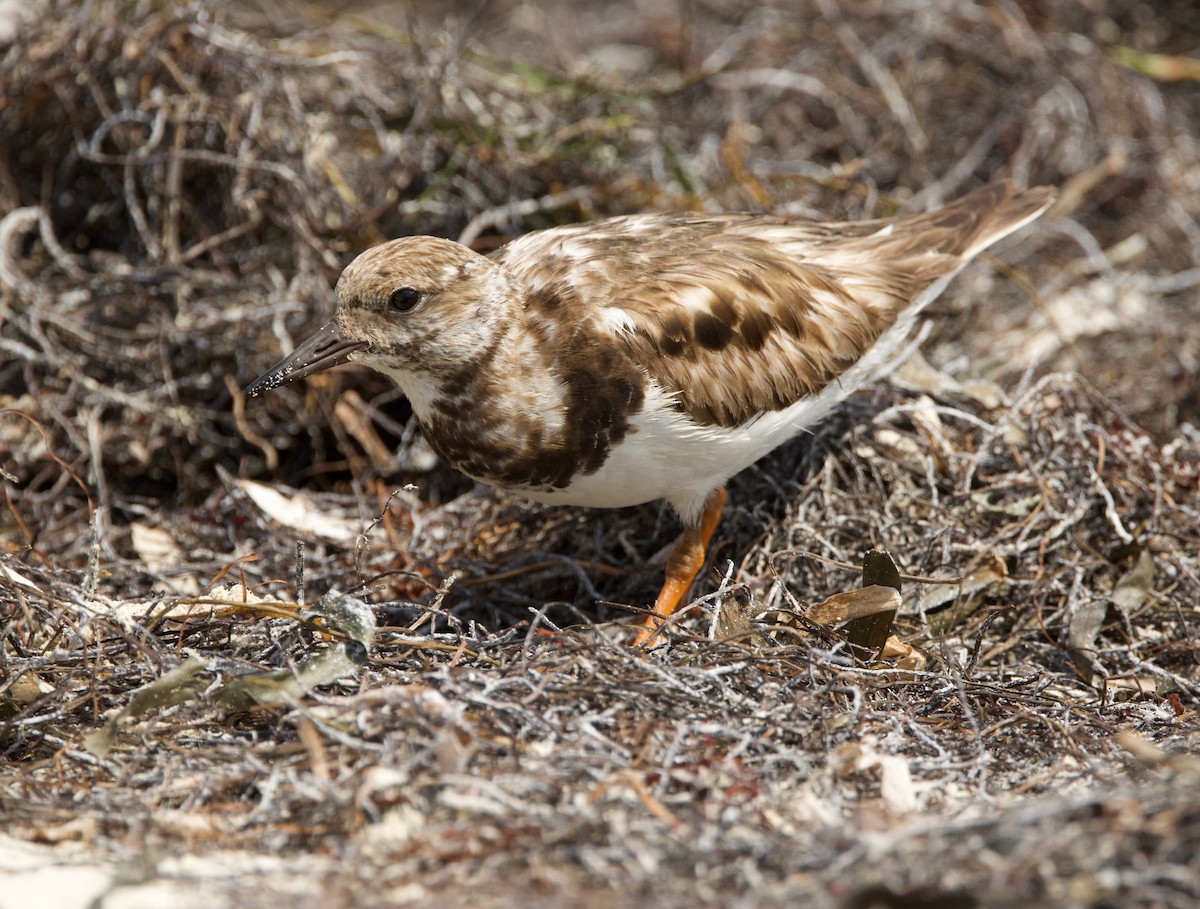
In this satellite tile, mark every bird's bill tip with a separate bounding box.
[243,320,367,397]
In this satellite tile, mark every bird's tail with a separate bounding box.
[885,180,1056,264]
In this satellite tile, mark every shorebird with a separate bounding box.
[246,180,1054,645]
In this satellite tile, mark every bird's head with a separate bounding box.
[244,237,511,397]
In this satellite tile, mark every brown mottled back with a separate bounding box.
[497,181,1053,427]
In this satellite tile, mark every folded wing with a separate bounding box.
[498,181,1054,428]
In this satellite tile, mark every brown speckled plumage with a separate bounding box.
[245,180,1054,641]
[246,179,1053,537]
[494,181,1046,430]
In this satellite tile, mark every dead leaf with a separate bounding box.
[0,561,40,591]
[880,635,926,672]
[1111,548,1154,615]
[130,521,184,572]
[844,550,901,658]
[710,588,755,642]
[239,478,363,543]
[807,585,902,626]
[908,554,1007,616]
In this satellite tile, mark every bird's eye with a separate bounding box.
[388,287,422,313]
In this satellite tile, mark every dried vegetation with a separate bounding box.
[1,1,1199,907]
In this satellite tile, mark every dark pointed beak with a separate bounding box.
[243,320,368,396]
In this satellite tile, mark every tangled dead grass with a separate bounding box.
[2,1,1199,907]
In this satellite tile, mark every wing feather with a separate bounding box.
[496,181,1053,428]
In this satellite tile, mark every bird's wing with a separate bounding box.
[496,182,1053,428]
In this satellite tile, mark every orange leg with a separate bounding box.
[632,487,727,647]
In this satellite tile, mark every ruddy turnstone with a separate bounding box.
[246,180,1054,645]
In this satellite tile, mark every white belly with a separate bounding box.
[500,382,825,523]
